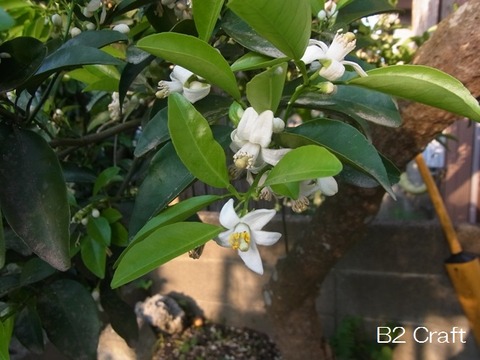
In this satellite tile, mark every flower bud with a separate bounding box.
[112,23,130,34]
[91,208,100,218]
[51,14,63,27]
[70,27,82,37]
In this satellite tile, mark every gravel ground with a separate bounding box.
[152,322,282,360]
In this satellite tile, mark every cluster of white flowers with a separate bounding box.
[161,0,192,20]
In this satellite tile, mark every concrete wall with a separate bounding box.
[150,212,480,359]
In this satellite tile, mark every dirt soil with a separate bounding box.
[152,322,282,360]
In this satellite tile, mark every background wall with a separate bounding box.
[150,212,480,359]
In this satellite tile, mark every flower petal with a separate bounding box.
[171,65,194,84]
[252,230,282,246]
[317,176,338,196]
[183,82,211,103]
[249,110,273,148]
[218,199,240,229]
[341,60,368,78]
[301,40,328,64]
[216,229,233,247]
[237,242,264,275]
[236,107,258,141]
[319,59,345,81]
[262,148,290,166]
[241,208,276,230]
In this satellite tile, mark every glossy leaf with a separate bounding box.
[193,0,224,41]
[137,32,240,100]
[336,0,397,24]
[35,45,123,76]
[128,142,194,236]
[59,30,128,50]
[0,316,14,360]
[0,129,70,271]
[0,36,47,92]
[134,107,169,157]
[274,119,395,196]
[168,93,230,189]
[348,65,480,122]
[100,282,139,345]
[231,51,288,72]
[228,0,311,60]
[134,95,232,157]
[112,222,222,288]
[19,258,56,286]
[293,82,402,127]
[246,63,287,113]
[14,305,44,354]
[119,53,155,109]
[221,11,285,58]
[93,166,121,195]
[87,216,111,246]
[37,279,102,360]
[81,236,107,279]
[264,145,342,198]
[118,195,222,267]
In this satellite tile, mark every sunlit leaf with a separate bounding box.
[112,222,222,288]
[168,93,230,189]
[246,63,287,113]
[193,0,224,41]
[348,65,480,122]
[228,0,311,60]
[137,32,240,100]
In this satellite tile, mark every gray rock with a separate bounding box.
[135,294,185,334]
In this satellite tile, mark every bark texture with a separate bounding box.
[264,1,480,358]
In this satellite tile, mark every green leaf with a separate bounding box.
[168,93,230,189]
[348,65,480,122]
[14,305,44,354]
[336,0,397,24]
[58,30,128,51]
[263,145,342,198]
[193,0,224,41]
[221,11,285,58]
[0,316,14,360]
[101,207,123,224]
[35,45,123,76]
[0,209,4,270]
[0,7,14,31]
[93,166,121,195]
[118,195,222,267]
[246,63,287,113]
[292,82,402,127]
[81,236,107,279]
[112,222,222,288]
[128,142,194,236]
[0,36,47,92]
[137,32,240,100]
[0,129,70,271]
[87,216,111,246]
[231,51,288,72]
[37,279,102,360]
[274,119,395,196]
[100,282,138,345]
[134,95,232,157]
[20,258,56,286]
[228,0,311,60]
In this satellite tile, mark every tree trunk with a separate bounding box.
[264,1,480,358]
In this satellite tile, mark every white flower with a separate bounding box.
[84,0,106,23]
[70,27,82,37]
[230,107,289,172]
[112,24,130,34]
[156,65,210,103]
[292,176,338,213]
[216,199,281,274]
[301,32,367,81]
